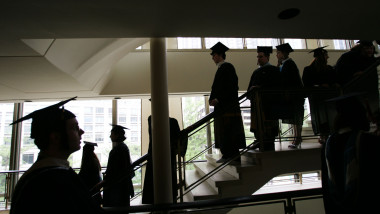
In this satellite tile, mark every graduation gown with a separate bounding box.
[279,58,305,125]
[247,64,280,144]
[335,50,379,115]
[323,130,380,213]
[302,64,338,135]
[142,116,181,204]
[78,152,102,207]
[209,62,246,158]
[11,156,100,214]
[103,142,134,207]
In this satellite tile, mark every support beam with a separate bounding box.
[150,38,173,204]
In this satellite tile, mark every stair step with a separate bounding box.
[206,154,258,177]
[185,170,218,201]
[194,162,240,192]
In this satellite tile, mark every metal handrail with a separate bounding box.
[103,187,323,213]
[176,86,344,202]
[342,59,380,90]
[180,90,252,136]
[181,141,257,197]
[280,113,311,137]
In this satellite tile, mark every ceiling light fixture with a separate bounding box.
[278,8,300,20]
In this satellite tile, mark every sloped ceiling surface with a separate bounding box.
[0,0,379,101]
[0,38,149,101]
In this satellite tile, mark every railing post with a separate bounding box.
[177,136,183,203]
[253,90,265,151]
[204,95,212,154]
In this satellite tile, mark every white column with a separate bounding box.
[112,99,118,125]
[150,38,173,204]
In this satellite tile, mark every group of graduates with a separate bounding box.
[208,40,380,213]
[207,40,379,161]
[9,96,182,214]
[8,39,380,214]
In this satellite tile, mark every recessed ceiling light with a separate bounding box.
[278,8,300,20]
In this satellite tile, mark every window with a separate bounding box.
[95,125,104,132]
[23,137,34,145]
[0,103,13,170]
[181,96,208,161]
[95,116,104,123]
[65,99,112,168]
[205,38,244,49]
[131,131,138,142]
[117,99,141,156]
[95,107,104,114]
[84,107,93,114]
[21,102,56,169]
[84,115,93,123]
[116,99,142,193]
[84,125,93,132]
[246,38,280,49]
[319,39,349,50]
[83,134,93,142]
[178,37,202,49]
[283,38,306,49]
[22,154,34,164]
[95,133,104,142]
[131,116,138,123]
[119,115,127,123]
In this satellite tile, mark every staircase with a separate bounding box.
[184,142,322,202]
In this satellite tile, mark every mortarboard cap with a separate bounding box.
[210,42,229,55]
[110,124,129,134]
[10,97,77,140]
[84,141,98,147]
[309,46,328,57]
[276,43,294,53]
[257,46,273,55]
[357,40,374,47]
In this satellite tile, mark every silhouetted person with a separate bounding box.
[141,116,181,204]
[322,93,380,214]
[302,46,338,143]
[103,125,134,207]
[335,40,379,119]
[247,46,280,151]
[79,141,102,207]
[209,42,246,163]
[10,97,101,214]
[276,43,305,148]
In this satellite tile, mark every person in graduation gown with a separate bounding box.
[302,46,338,143]
[103,125,134,207]
[322,93,380,214]
[335,40,379,121]
[247,46,280,151]
[276,43,305,148]
[209,42,246,163]
[141,115,181,204]
[79,141,102,207]
[10,97,102,214]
